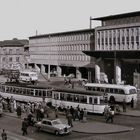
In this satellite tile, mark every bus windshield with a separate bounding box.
[129,89,137,94]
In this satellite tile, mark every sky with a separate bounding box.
[0,0,140,40]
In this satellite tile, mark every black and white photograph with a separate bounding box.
[0,0,140,139]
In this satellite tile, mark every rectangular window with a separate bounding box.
[9,57,12,62]
[16,57,20,62]
[16,49,20,54]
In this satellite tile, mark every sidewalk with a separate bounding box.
[3,111,134,134]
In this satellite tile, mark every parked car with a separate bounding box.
[35,118,72,135]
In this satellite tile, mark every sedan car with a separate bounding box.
[35,118,72,135]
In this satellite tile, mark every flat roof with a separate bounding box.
[29,28,94,39]
[92,11,140,21]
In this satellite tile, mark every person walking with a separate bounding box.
[1,129,7,140]
[16,104,22,118]
[122,99,126,112]
[21,118,28,135]
[106,108,114,123]
[67,113,73,127]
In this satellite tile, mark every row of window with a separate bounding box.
[53,92,100,104]
[1,48,21,55]
[97,28,140,50]
[86,87,125,94]
[30,44,90,52]
[31,54,90,61]
[0,86,52,97]
[2,57,20,62]
[30,33,92,44]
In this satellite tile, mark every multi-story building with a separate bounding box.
[0,39,29,72]
[29,29,95,81]
[88,11,140,85]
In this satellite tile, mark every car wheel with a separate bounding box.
[55,130,59,135]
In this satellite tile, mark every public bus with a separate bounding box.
[85,83,137,103]
[51,88,107,114]
[19,71,38,83]
[0,83,52,103]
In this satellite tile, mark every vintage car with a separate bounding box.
[35,118,72,135]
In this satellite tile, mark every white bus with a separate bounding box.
[51,88,107,114]
[85,83,137,103]
[19,71,38,83]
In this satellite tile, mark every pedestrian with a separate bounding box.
[106,108,114,123]
[131,98,134,108]
[104,105,109,119]
[16,104,22,118]
[1,129,7,140]
[122,99,126,112]
[21,118,28,135]
[79,108,84,121]
[67,113,73,127]
[83,108,87,122]
[54,106,59,118]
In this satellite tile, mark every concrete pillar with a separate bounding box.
[57,66,62,77]
[95,64,100,83]
[115,59,121,84]
[76,67,82,79]
[88,70,92,83]
[35,64,41,73]
[48,64,50,80]
[41,64,45,73]
[97,97,100,105]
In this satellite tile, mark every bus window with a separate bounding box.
[74,95,79,102]
[97,87,100,91]
[47,90,52,97]
[129,89,137,94]
[60,93,65,100]
[43,90,47,97]
[67,94,73,101]
[119,89,125,94]
[89,97,92,104]
[80,96,87,103]
[94,98,97,104]
[39,90,42,97]
[35,90,38,96]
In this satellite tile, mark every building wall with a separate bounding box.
[29,29,95,78]
[95,24,140,51]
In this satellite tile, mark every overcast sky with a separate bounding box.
[0,0,139,40]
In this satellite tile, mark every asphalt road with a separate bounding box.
[0,113,140,140]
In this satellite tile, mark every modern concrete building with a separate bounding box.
[87,11,140,85]
[29,29,95,81]
[0,39,29,72]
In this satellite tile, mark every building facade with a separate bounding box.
[90,11,140,85]
[29,29,95,81]
[0,39,29,72]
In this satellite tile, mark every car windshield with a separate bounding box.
[52,120,61,125]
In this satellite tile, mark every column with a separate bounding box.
[95,64,100,83]
[35,64,41,73]
[76,67,82,79]
[41,64,45,73]
[48,64,50,80]
[88,70,92,83]
[97,97,100,105]
[57,66,62,77]
[115,59,121,84]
